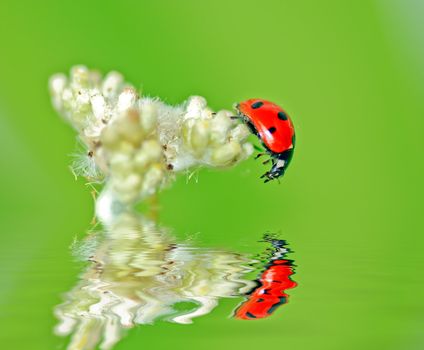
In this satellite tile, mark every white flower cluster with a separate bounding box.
[49,66,253,206]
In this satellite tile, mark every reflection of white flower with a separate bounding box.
[49,66,253,208]
[55,212,255,350]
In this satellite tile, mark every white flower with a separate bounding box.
[49,65,253,210]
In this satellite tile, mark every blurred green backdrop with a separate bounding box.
[0,0,423,349]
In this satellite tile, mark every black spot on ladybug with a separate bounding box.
[268,126,277,134]
[277,111,288,120]
[266,296,288,315]
[279,296,287,304]
[246,312,257,319]
[251,101,264,109]
[256,298,265,303]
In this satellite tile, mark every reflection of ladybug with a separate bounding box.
[234,239,297,320]
[236,99,295,182]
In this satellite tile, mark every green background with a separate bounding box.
[0,1,423,349]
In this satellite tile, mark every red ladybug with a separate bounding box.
[234,238,297,320]
[236,99,295,182]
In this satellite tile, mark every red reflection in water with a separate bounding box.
[234,240,297,320]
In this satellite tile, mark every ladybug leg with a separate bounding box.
[260,171,273,183]
[261,161,284,183]
[269,157,277,165]
[253,144,264,152]
[254,152,266,160]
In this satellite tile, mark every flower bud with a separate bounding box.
[117,88,138,113]
[210,111,233,145]
[185,96,207,119]
[139,101,158,133]
[115,109,144,146]
[109,153,133,176]
[141,164,164,196]
[102,71,124,100]
[230,124,251,142]
[211,141,242,166]
[70,65,90,90]
[112,173,142,196]
[190,120,210,156]
[49,74,67,111]
[134,140,163,170]
[91,94,106,121]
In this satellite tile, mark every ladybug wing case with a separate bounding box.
[237,99,295,155]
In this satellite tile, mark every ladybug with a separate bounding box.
[234,238,297,320]
[235,99,295,182]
